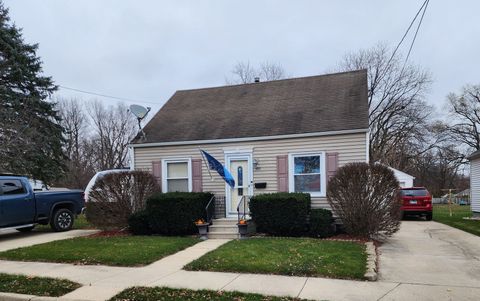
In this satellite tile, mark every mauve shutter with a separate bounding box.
[277,155,289,192]
[151,161,162,188]
[326,153,339,188]
[192,159,203,192]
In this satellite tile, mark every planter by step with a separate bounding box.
[196,223,209,240]
[237,223,248,239]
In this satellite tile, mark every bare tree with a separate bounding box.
[337,43,434,169]
[87,101,137,170]
[444,84,480,152]
[55,98,97,189]
[226,61,288,84]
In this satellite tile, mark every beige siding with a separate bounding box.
[133,132,367,209]
[471,159,480,213]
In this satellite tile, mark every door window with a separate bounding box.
[0,180,26,195]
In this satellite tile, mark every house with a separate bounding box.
[454,189,470,205]
[388,167,415,188]
[468,150,480,218]
[129,70,369,220]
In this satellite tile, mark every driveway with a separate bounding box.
[0,229,97,252]
[378,221,480,300]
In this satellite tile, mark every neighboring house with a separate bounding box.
[454,189,470,205]
[388,167,415,188]
[130,70,369,218]
[469,150,480,217]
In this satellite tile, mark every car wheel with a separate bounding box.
[425,212,433,221]
[16,226,35,232]
[50,208,75,232]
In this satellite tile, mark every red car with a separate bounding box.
[400,187,432,221]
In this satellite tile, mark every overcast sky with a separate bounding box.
[4,0,480,118]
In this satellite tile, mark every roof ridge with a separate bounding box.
[176,69,367,93]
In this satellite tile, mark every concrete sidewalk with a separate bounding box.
[2,221,480,300]
[0,238,401,301]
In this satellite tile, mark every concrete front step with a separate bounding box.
[207,218,246,239]
[208,232,239,239]
[209,225,238,233]
[211,218,238,226]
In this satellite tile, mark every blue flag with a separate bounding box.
[200,150,235,188]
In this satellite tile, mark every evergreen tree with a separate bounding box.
[0,2,65,184]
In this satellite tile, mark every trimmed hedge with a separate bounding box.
[309,208,334,238]
[249,193,311,236]
[128,211,152,235]
[128,192,213,236]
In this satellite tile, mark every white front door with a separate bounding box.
[225,153,253,217]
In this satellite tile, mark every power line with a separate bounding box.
[386,0,429,67]
[58,85,161,105]
[403,0,430,65]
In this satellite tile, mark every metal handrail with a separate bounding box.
[205,195,215,224]
[237,195,250,224]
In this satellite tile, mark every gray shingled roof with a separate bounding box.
[469,150,480,161]
[134,70,369,144]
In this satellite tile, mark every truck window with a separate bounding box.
[0,180,26,195]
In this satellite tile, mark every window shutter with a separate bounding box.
[192,159,203,192]
[152,161,162,188]
[326,153,339,187]
[277,155,289,192]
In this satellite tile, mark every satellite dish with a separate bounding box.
[129,104,150,119]
[129,104,151,139]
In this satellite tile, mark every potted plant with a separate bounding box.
[195,219,208,240]
[237,219,248,239]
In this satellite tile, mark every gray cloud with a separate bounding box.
[5,0,480,117]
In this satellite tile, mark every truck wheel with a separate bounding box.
[50,208,74,232]
[426,212,433,221]
[17,226,35,232]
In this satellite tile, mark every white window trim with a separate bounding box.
[161,158,192,193]
[288,152,326,197]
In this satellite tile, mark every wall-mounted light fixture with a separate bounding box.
[253,158,260,170]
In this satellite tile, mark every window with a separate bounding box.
[162,159,192,192]
[0,180,26,195]
[288,153,326,197]
[400,189,429,197]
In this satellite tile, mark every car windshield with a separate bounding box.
[401,189,429,197]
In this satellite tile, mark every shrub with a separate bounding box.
[309,208,335,238]
[249,193,311,236]
[86,170,159,230]
[146,192,213,235]
[128,210,152,235]
[327,163,401,238]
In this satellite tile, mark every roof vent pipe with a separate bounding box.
[254,77,260,83]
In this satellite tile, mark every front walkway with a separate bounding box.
[1,221,480,300]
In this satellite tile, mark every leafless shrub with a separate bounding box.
[327,163,401,238]
[86,170,160,230]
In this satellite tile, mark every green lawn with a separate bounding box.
[110,287,310,301]
[433,204,480,236]
[0,273,80,297]
[185,238,366,280]
[0,236,199,266]
[35,214,93,232]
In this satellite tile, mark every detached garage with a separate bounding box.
[469,150,480,218]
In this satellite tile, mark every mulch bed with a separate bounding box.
[88,230,131,238]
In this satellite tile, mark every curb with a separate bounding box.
[0,292,83,301]
[364,241,378,281]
